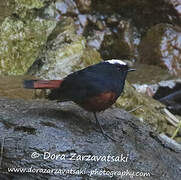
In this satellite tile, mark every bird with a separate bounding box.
[24,59,135,141]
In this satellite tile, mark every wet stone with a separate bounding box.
[0,98,181,179]
[139,23,181,77]
[75,0,92,13]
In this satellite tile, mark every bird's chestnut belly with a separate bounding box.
[77,91,117,112]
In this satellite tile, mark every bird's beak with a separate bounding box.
[127,68,136,72]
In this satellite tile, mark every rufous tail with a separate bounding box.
[23,80,63,89]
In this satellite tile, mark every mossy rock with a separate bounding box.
[139,23,181,76]
[116,81,168,132]
[15,0,45,10]
[0,16,56,75]
[28,17,101,79]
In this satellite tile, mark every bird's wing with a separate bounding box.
[48,64,111,102]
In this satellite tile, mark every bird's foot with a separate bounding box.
[93,112,120,142]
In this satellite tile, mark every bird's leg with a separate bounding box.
[93,113,117,142]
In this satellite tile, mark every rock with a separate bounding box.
[168,0,181,18]
[0,0,14,24]
[153,79,181,100]
[75,0,92,13]
[83,13,139,61]
[106,14,119,25]
[116,82,168,132]
[14,0,48,18]
[139,23,181,76]
[158,133,181,152]
[131,76,181,117]
[0,16,56,75]
[0,0,57,75]
[87,30,105,50]
[27,17,101,79]
[2,0,181,77]
[76,14,88,34]
[92,0,180,33]
[0,97,181,179]
[15,0,46,9]
[130,77,181,116]
[132,79,181,96]
[55,0,79,16]
[124,79,181,141]
[100,20,138,61]
[156,89,181,116]
[80,47,101,66]
[78,14,88,27]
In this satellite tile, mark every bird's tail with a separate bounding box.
[23,80,63,89]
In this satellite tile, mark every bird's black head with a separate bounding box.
[98,59,135,95]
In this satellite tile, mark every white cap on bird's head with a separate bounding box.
[105,59,136,72]
[106,59,127,66]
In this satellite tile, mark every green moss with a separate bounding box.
[15,0,45,9]
[13,0,48,19]
[0,16,56,75]
[27,17,87,79]
[81,47,102,66]
[27,17,102,80]
[116,81,168,132]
